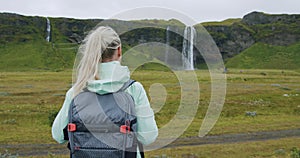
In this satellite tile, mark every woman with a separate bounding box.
[51,26,158,157]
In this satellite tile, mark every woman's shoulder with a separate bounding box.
[131,81,145,90]
[131,80,143,87]
[65,87,75,100]
[126,80,146,96]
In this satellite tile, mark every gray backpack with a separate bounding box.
[67,80,143,158]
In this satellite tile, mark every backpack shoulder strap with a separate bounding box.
[118,79,136,92]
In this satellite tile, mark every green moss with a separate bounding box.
[235,22,255,34]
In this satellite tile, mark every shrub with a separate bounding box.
[291,147,300,158]
[48,110,59,126]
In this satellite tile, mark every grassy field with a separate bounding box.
[14,137,300,158]
[0,68,299,157]
[226,42,300,69]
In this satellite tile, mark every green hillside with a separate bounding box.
[0,41,76,71]
[0,13,185,71]
[0,12,299,71]
[201,18,241,26]
[225,42,300,69]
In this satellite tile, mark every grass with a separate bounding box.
[201,18,242,26]
[146,137,300,158]
[131,18,185,27]
[0,71,72,145]
[0,41,76,71]
[17,137,300,158]
[0,104,60,144]
[226,42,300,69]
[0,68,299,157]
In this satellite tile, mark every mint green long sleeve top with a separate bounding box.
[51,61,158,156]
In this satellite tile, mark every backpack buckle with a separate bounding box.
[68,123,76,132]
[120,125,130,134]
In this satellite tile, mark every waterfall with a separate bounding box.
[182,26,196,70]
[164,26,170,64]
[46,17,51,42]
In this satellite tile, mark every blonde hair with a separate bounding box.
[72,26,121,97]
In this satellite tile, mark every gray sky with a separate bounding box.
[0,0,299,24]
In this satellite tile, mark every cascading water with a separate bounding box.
[46,17,51,42]
[182,26,196,70]
[164,26,170,64]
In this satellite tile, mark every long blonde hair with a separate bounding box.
[72,26,121,97]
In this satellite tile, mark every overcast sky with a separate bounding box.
[1,0,299,25]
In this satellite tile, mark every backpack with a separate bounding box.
[66,80,144,158]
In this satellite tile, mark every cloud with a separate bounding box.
[0,0,299,23]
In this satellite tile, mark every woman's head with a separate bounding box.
[83,26,121,62]
[73,26,121,96]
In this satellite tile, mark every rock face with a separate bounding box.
[202,11,300,59]
[242,11,299,25]
[48,18,102,43]
[0,13,46,43]
[241,11,300,46]
[0,11,299,67]
[204,24,255,59]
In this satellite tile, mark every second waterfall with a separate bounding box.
[182,26,196,70]
[46,18,51,42]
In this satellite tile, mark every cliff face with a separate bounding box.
[0,13,46,43]
[242,11,299,25]
[0,11,299,70]
[242,11,300,45]
[204,23,255,58]
[49,18,102,43]
[202,11,300,59]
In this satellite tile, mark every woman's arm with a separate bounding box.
[51,89,73,144]
[127,82,158,145]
